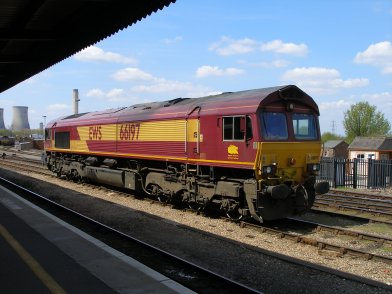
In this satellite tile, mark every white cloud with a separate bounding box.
[85,88,134,103]
[281,67,369,94]
[364,91,392,102]
[240,59,290,68]
[209,36,308,57]
[195,65,245,78]
[187,90,223,98]
[86,88,105,97]
[132,81,195,93]
[261,40,308,56]
[163,36,183,44]
[106,88,124,98]
[93,67,217,98]
[319,92,392,113]
[45,104,70,117]
[46,104,69,112]
[362,92,392,115]
[354,41,392,74]
[209,36,257,56]
[0,99,14,106]
[264,59,290,68]
[112,67,155,81]
[86,88,126,100]
[319,99,351,111]
[319,92,392,134]
[74,46,136,64]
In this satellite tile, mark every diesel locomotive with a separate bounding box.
[44,85,329,222]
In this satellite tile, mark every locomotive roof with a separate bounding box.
[49,85,319,126]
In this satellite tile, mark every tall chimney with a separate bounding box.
[11,106,30,131]
[0,108,5,129]
[73,89,80,115]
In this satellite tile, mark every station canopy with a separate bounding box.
[0,0,176,93]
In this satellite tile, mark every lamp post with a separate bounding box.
[42,115,47,162]
[42,115,46,139]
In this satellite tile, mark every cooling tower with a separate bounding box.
[11,106,30,131]
[0,108,5,129]
[73,89,80,114]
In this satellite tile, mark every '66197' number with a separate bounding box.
[119,123,140,141]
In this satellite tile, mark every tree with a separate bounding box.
[321,132,345,143]
[343,102,390,143]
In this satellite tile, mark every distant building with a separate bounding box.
[348,137,392,160]
[11,106,30,131]
[322,140,349,158]
[0,108,5,129]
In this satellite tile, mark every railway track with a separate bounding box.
[238,218,392,264]
[314,191,392,223]
[0,175,259,294]
[329,189,392,201]
[0,158,52,176]
[2,158,392,262]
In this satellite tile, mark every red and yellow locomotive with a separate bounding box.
[45,85,329,222]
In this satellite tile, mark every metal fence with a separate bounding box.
[317,157,392,189]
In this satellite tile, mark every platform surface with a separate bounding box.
[0,184,194,293]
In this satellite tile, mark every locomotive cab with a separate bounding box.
[248,90,329,221]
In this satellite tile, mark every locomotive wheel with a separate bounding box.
[56,167,62,178]
[221,198,244,221]
[225,207,243,221]
[188,201,203,211]
[146,184,169,203]
[157,194,169,204]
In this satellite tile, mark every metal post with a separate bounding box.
[353,159,358,189]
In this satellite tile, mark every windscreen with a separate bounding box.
[260,112,288,140]
[292,113,317,140]
[260,111,318,140]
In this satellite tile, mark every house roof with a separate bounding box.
[323,140,347,149]
[348,137,392,151]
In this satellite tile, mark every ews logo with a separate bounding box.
[89,126,102,140]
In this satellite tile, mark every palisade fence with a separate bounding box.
[317,157,392,189]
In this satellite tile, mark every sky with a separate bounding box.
[1,0,392,135]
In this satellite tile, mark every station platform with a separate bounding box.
[0,184,194,293]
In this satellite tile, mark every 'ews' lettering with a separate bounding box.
[89,126,102,140]
[119,123,140,141]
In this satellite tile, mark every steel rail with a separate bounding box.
[287,217,392,247]
[317,194,392,210]
[310,207,392,225]
[239,220,392,265]
[328,189,392,200]
[313,200,392,218]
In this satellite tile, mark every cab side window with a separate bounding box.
[224,116,243,140]
[55,131,70,149]
[223,116,252,141]
[45,128,51,140]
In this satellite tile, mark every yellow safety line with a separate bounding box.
[0,224,66,294]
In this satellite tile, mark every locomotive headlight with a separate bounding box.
[262,164,277,176]
[307,163,320,172]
